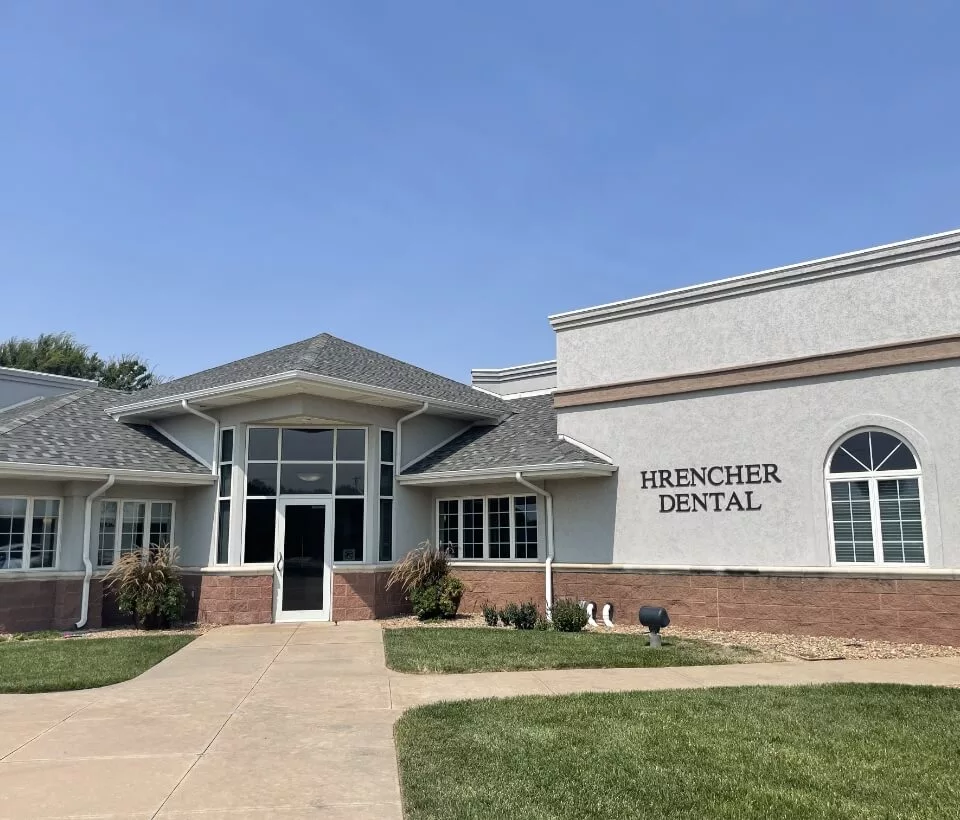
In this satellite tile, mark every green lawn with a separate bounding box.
[383,627,759,673]
[0,635,194,693]
[396,684,960,820]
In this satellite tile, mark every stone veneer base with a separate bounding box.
[454,567,960,647]
[8,567,956,645]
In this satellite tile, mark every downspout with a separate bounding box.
[76,473,116,628]
[396,402,429,471]
[515,472,554,617]
[181,399,220,564]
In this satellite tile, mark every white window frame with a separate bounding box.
[378,428,396,564]
[0,496,63,571]
[435,495,540,562]
[825,428,927,566]
[216,426,235,565]
[242,425,369,565]
[97,499,177,566]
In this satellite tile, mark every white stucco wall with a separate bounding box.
[556,249,960,390]
[556,362,960,569]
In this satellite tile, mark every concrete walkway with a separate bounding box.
[2,623,960,819]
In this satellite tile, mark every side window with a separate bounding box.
[827,430,925,564]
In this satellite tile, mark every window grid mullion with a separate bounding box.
[869,478,883,563]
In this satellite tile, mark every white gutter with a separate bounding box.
[180,400,221,565]
[76,474,116,628]
[396,402,429,470]
[398,461,616,485]
[515,471,555,617]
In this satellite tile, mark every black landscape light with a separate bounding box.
[638,605,670,648]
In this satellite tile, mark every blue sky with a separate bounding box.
[2,2,959,382]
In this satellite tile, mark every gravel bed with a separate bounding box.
[0,624,212,643]
[380,614,960,660]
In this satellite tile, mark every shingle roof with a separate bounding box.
[118,333,508,414]
[0,388,210,474]
[401,394,608,475]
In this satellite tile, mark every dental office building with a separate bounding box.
[2,228,959,645]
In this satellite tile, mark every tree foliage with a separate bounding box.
[0,332,156,391]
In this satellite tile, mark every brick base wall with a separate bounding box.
[0,578,103,633]
[187,573,274,625]
[332,571,409,620]
[452,568,960,647]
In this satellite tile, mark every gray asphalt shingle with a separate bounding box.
[116,333,508,414]
[0,388,210,474]
[401,394,608,475]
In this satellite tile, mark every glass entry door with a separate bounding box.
[274,499,333,621]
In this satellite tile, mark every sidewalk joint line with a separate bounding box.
[149,624,300,819]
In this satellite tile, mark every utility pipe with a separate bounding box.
[396,402,429,471]
[515,472,555,617]
[181,399,220,564]
[76,473,116,628]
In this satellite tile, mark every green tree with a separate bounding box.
[0,333,156,391]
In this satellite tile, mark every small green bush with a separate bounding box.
[500,603,520,628]
[551,598,588,632]
[410,576,464,620]
[513,601,539,630]
[481,602,499,627]
[534,615,551,631]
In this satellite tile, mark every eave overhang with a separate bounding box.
[397,461,617,486]
[106,371,507,422]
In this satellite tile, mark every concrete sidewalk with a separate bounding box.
[2,623,959,819]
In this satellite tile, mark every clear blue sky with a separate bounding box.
[2,2,958,382]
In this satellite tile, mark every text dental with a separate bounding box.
[641,464,782,513]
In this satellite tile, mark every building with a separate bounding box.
[2,228,959,645]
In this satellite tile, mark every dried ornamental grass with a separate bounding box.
[386,541,449,593]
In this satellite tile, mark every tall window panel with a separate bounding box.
[827,429,926,565]
[438,500,459,557]
[513,496,538,560]
[487,497,512,559]
[379,429,395,562]
[462,499,484,559]
[217,427,234,564]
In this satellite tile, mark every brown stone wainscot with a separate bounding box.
[450,566,960,646]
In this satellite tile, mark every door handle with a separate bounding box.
[276,553,284,574]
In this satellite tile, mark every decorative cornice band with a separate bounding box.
[549,228,960,330]
[554,334,960,408]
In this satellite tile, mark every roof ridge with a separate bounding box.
[294,333,333,370]
[0,389,95,436]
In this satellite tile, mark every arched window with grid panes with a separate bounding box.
[826,429,926,564]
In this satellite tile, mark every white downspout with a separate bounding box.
[76,473,116,628]
[515,472,554,617]
[397,402,429,471]
[180,400,220,564]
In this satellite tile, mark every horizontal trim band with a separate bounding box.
[554,334,960,408]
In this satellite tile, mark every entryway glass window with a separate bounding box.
[826,429,925,564]
[0,497,60,570]
[217,427,234,564]
[436,495,538,560]
[244,427,367,564]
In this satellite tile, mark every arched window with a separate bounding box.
[826,429,925,564]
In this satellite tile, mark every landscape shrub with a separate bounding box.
[481,602,499,627]
[103,546,186,629]
[390,542,464,620]
[513,601,539,630]
[534,615,551,631]
[500,603,520,628]
[551,598,589,633]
